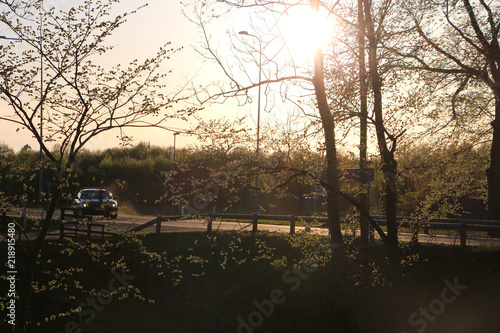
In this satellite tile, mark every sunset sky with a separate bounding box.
[0,0,334,152]
[0,1,200,151]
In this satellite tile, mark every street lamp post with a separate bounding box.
[173,132,180,163]
[239,31,262,214]
[172,132,180,214]
[0,35,44,205]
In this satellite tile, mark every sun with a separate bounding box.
[279,5,333,63]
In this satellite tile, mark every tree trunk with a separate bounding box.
[310,0,354,330]
[357,1,370,331]
[363,0,402,331]
[488,92,500,220]
[362,0,399,277]
[358,0,370,273]
[311,1,344,291]
[16,186,63,333]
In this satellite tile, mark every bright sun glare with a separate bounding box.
[279,6,332,62]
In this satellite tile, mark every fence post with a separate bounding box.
[87,221,91,238]
[290,214,295,235]
[60,221,65,239]
[411,219,419,245]
[156,217,162,234]
[207,217,212,234]
[460,221,467,247]
[60,208,66,239]
[252,214,258,234]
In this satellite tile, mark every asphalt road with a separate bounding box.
[117,217,500,247]
[3,209,500,247]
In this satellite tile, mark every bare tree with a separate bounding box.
[0,1,195,331]
[188,1,435,331]
[394,0,500,219]
[361,0,401,273]
[187,0,348,282]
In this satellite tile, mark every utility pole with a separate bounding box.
[239,31,262,214]
[358,0,370,266]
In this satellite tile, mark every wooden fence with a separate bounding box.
[58,207,115,240]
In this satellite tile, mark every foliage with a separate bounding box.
[2,231,499,332]
[0,0,194,195]
[1,138,490,219]
[398,142,489,218]
[0,1,197,331]
[1,0,498,330]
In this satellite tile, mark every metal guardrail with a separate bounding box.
[370,216,500,247]
[132,213,500,248]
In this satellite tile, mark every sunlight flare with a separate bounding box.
[279,5,333,62]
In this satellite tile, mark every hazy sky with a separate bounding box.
[0,0,244,151]
[0,0,326,152]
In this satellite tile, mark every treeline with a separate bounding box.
[0,140,489,219]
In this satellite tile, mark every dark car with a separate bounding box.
[74,188,118,219]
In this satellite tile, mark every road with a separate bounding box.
[3,209,500,247]
[119,217,500,247]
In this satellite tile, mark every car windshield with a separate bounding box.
[81,190,112,200]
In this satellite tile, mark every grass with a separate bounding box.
[1,231,499,332]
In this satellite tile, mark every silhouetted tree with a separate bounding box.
[0,1,196,331]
